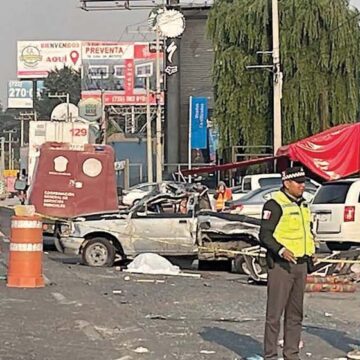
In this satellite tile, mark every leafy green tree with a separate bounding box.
[207,0,360,151]
[36,66,81,119]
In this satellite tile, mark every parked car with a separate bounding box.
[311,178,360,251]
[231,174,282,201]
[226,183,318,218]
[59,182,261,267]
[121,182,158,206]
[231,174,320,201]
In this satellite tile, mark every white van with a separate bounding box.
[311,179,360,251]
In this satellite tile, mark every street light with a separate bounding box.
[48,93,70,122]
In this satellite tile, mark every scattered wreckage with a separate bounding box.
[58,182,262,267]
[57,180,360,287]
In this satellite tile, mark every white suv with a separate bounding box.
[311,179,360,251]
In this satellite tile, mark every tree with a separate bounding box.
[36,66,81,119]
[207,0,360,152]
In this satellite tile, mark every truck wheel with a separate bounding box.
[82,238,116,267]
[233,255,249,274]
[327,242,352,252]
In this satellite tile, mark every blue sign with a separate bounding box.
[190,97,208,149]
[7,81,33,108]
[7,80,45,109]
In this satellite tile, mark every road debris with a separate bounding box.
[133,347,149,353]
[278,339,304,349]
[246,355,263,360]
[200,350,216,354]
[347,349,360,360]
[134,279,166,283]
[75,320,103,341]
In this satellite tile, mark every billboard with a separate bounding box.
[81,42,164,105]
[190,97,208,149]
[7,80,45,108]
[17,41,82,79]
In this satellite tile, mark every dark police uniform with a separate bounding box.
[260,167,315,360]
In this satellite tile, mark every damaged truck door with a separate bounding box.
[131,200,197,255]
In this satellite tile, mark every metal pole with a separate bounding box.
[66,93,70,122]
[20,116,24,147]
[9,132,12,170]
[155,28,162,182]
[188,96,192,183]
[11,148,14,170]
[0,137,5,175]
[131,106,135,134]
[32,80,38,122]
[146,77,153,183]
[272,0,282,155]
[101,89,106,144]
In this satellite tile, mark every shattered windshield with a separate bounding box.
[129,182,211,214]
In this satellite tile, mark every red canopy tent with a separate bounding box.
[276,123,360,180]
[182,123,360,180]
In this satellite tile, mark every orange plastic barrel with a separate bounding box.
[7,215,44,288]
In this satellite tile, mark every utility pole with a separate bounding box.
[146,77,153,183]
[272,0,283,155]
[155,27,163,182]
[4,130,17,170]
[15,111,36,147]
[101,89,107,144]
[0,137,5,175]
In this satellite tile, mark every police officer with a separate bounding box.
[260,167,315,360]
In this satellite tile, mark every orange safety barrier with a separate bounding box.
[306,275,353,284]
[305,283,356,293]
[7,215,44,288]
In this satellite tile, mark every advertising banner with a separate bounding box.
[190,97,208,149]
[81,42,164,105]
[7,81,33,108]
[17,41,82,79]
[7,80,45,108]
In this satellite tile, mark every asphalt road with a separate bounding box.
[0,203,359,360]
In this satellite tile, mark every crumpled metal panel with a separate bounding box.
[198,212,260,239]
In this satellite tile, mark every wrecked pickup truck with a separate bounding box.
[58,182,261,267]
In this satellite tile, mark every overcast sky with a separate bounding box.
[1,0,360,107]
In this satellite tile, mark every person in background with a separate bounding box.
[178,197,188,214]
[259,167,315,360]
[213,181,232,212]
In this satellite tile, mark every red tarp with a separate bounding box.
[182,123,360,180]
[276,123,360,180]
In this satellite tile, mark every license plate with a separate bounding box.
[317,213,331,222]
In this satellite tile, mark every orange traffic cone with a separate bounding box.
[7,215,45,288]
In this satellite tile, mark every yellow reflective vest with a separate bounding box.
[272,191,315,257]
